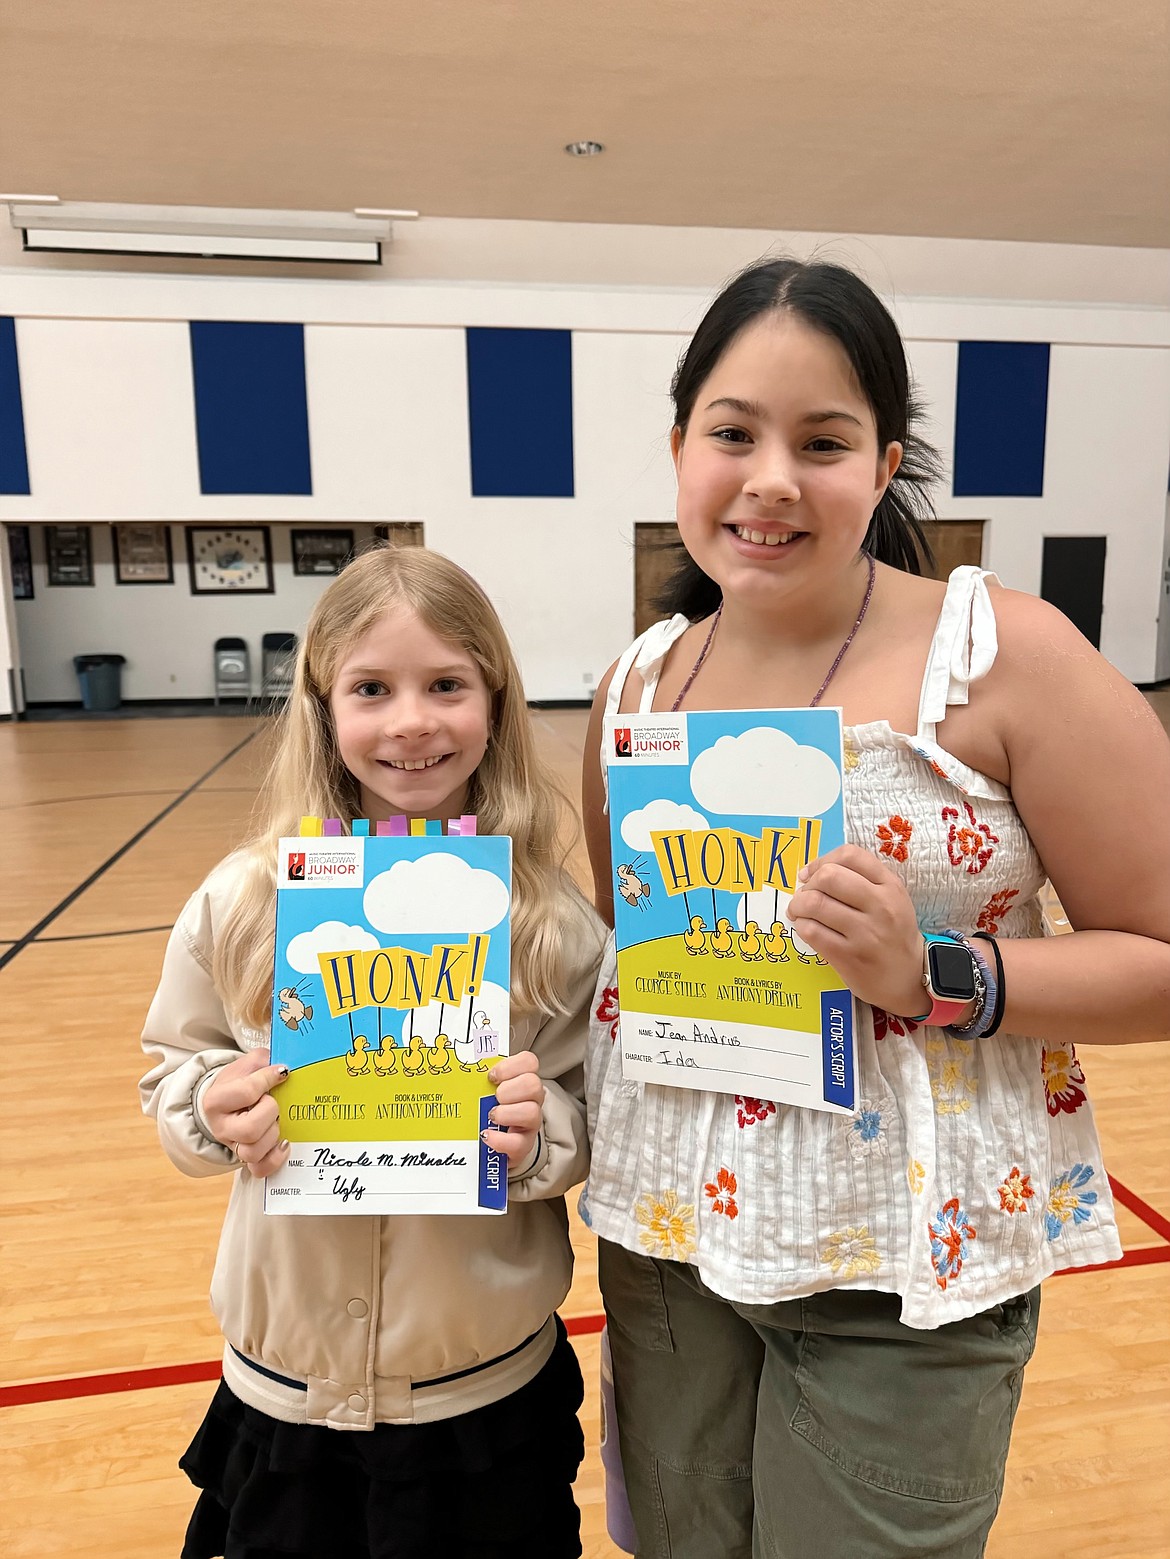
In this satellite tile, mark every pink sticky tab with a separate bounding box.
[375,820,394,836]
[322,818,343,837]
[460,814,477,836]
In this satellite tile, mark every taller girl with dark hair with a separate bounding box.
[581,258,1170,1558]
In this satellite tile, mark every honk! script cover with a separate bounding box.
[604,709,856,1114]
[264,829,512,1215]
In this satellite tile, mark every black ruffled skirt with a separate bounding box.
[180,1317,585,1559]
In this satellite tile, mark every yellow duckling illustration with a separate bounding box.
[738,921,763,961]
[400,1035,428,1077]
[427,1033,453,1074]
[709,917,734,958]
[764,921,792,963]
[683,915,707,956]
[372,1038,398,1076]
[345,1034,370,1075]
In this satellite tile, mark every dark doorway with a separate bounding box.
[1040,536,1106,648]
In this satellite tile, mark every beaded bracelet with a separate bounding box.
[971,931,1006,1038]
[945,933,997,1039]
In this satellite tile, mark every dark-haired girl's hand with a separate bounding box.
[788,845,926,1019]
[483,1051,545,1167]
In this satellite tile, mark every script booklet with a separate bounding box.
[604,709,856,1114]
[263,823,512,1216]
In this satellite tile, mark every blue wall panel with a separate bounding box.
[953,341,1050,497]
[0,317,31,495]
[466,327,574,497]
[190,321,312,494]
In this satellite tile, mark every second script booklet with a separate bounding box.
[264,826,512,1215]
[604,708,856,1114]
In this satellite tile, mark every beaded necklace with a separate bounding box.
[670,552,876,712]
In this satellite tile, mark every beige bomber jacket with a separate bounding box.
[140,854,607,1431]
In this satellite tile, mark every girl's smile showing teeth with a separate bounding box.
[732,525,803,546]
[384,754,450,770]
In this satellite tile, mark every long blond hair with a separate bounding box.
[215,546,580,1029]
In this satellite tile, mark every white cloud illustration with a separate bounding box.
[286,920,381,974]
[363,852,509,934]
[620,797,709,852]
[691,727,840,817]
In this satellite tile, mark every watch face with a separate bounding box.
[928,940,978,1002]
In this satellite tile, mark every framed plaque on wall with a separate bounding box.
[46,525,94,586]
[113,524,174,585]
[7,524,33,599]
[291,527,355,576]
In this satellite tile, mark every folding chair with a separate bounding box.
[261,632,298,701]
[213,637,250,704]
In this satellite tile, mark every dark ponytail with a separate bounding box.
[659,258,941,621]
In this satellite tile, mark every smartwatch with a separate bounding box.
[911,933,982,1027]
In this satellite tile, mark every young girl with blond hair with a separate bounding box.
[141,545,605,1559]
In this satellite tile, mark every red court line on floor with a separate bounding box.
[565,1312,606,1337]
[3,1180,1165,1411]
[0,1316,609,1409]
[1053,1244,1170,1277]
[0,1358,223,1408]
[1108,1173,1170,1244]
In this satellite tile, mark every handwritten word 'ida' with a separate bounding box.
[317,934,489,1019]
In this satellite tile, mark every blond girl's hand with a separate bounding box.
[788,844,927,1019]
[483,1050,546,1166]
[202,1048,292,1178]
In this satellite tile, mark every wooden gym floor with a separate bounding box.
[1,705,1168,1559]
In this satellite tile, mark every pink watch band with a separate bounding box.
[910,995,971,1027]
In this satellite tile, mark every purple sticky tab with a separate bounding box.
[460,814,477,836]
[447,818,460,836]
[388,815,409,836]
[322,818,343,837]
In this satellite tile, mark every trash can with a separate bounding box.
[73,653,127,712]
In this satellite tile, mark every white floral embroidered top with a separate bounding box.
[581,567,1121,1330]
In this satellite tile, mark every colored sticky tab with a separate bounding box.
[299,816,322,836]
[351,819,370,836]
[460,814,477,836]
[447,818,461,835]
[388,815,408,836]
[425,819,442,835]
[374,820,393,836]
[409,818,427,837]
[322,818,343,837]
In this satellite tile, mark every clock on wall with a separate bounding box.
[186,526,274,594]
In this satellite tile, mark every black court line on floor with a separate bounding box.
[0,785,258,812]
[34,925,174,943]
[0,730,258,975]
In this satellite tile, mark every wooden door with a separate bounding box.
[634,522,683,637]
[373,522,425,548]
[918,520,985,581]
